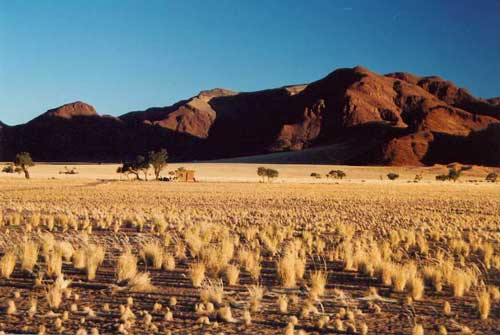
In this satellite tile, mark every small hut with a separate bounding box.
[175,169,196,182]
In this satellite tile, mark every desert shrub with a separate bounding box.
[310,172,321,179]
[327,170,346,179]
[447,167,461,181]
[257,167,279,182]
[387,173,399,180]
[257,167,267,182]
[436,167,464,182]
[59,167,78,175]
[266,168,279,180]
[486,172,497,183]
[2,164,21,174]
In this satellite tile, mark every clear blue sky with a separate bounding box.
[1,0,499,125]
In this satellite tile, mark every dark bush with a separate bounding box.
[327,170,346,179]
[486,172,498,183]
[387,172,399,180]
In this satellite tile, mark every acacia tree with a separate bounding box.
[119,155,150,180]
[257,167,267,182]
[14,152,34,179]
[148,149,168,180]
[136,155,150,181]
[266,168,279,181]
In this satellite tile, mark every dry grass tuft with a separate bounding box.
[19,239,39,272]
[141,240,163,269]
[116,249,137,283]
[477,290,491,320]
[0,251,16,279]
[189,262,206,287]
[224,264,240,285]
[247,284,264,312]
[128,272,154,292]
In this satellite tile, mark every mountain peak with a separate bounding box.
[43,101,97,119]
[196,88,237,101]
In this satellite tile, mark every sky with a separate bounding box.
[1,0,499,125]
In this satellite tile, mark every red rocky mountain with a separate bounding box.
[1,66,498,165]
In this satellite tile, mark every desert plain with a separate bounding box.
[0,163,498,334]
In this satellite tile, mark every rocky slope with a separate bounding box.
[1,66,499,165]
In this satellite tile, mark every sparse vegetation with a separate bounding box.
[387,172,399,180]
[2,163,22,174]
[148,149,168,180]
[486,172,497,183]
[14,152,34,179]
[327,169,346,179]
[0,165,497,334]
[257,167,279,182]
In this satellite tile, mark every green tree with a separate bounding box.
[148,149,168,180]
[14,152,34,179]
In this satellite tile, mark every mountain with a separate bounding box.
[1,66,499,166]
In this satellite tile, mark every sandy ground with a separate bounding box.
[1,162,498,183]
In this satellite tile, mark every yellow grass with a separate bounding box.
[0,162,498,334]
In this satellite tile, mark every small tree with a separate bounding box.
[135,155,150,181]
[257,167,267,182]
[119,155,150,180]
[148,149,168,180]
[447,167,461,182]
[265,168,279,181]
[327,170,346,179]
[119,162,139,180]
[257,167,279,182]
[387,172,399,180]
[14,152,34,179]
[486,172,498,183]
